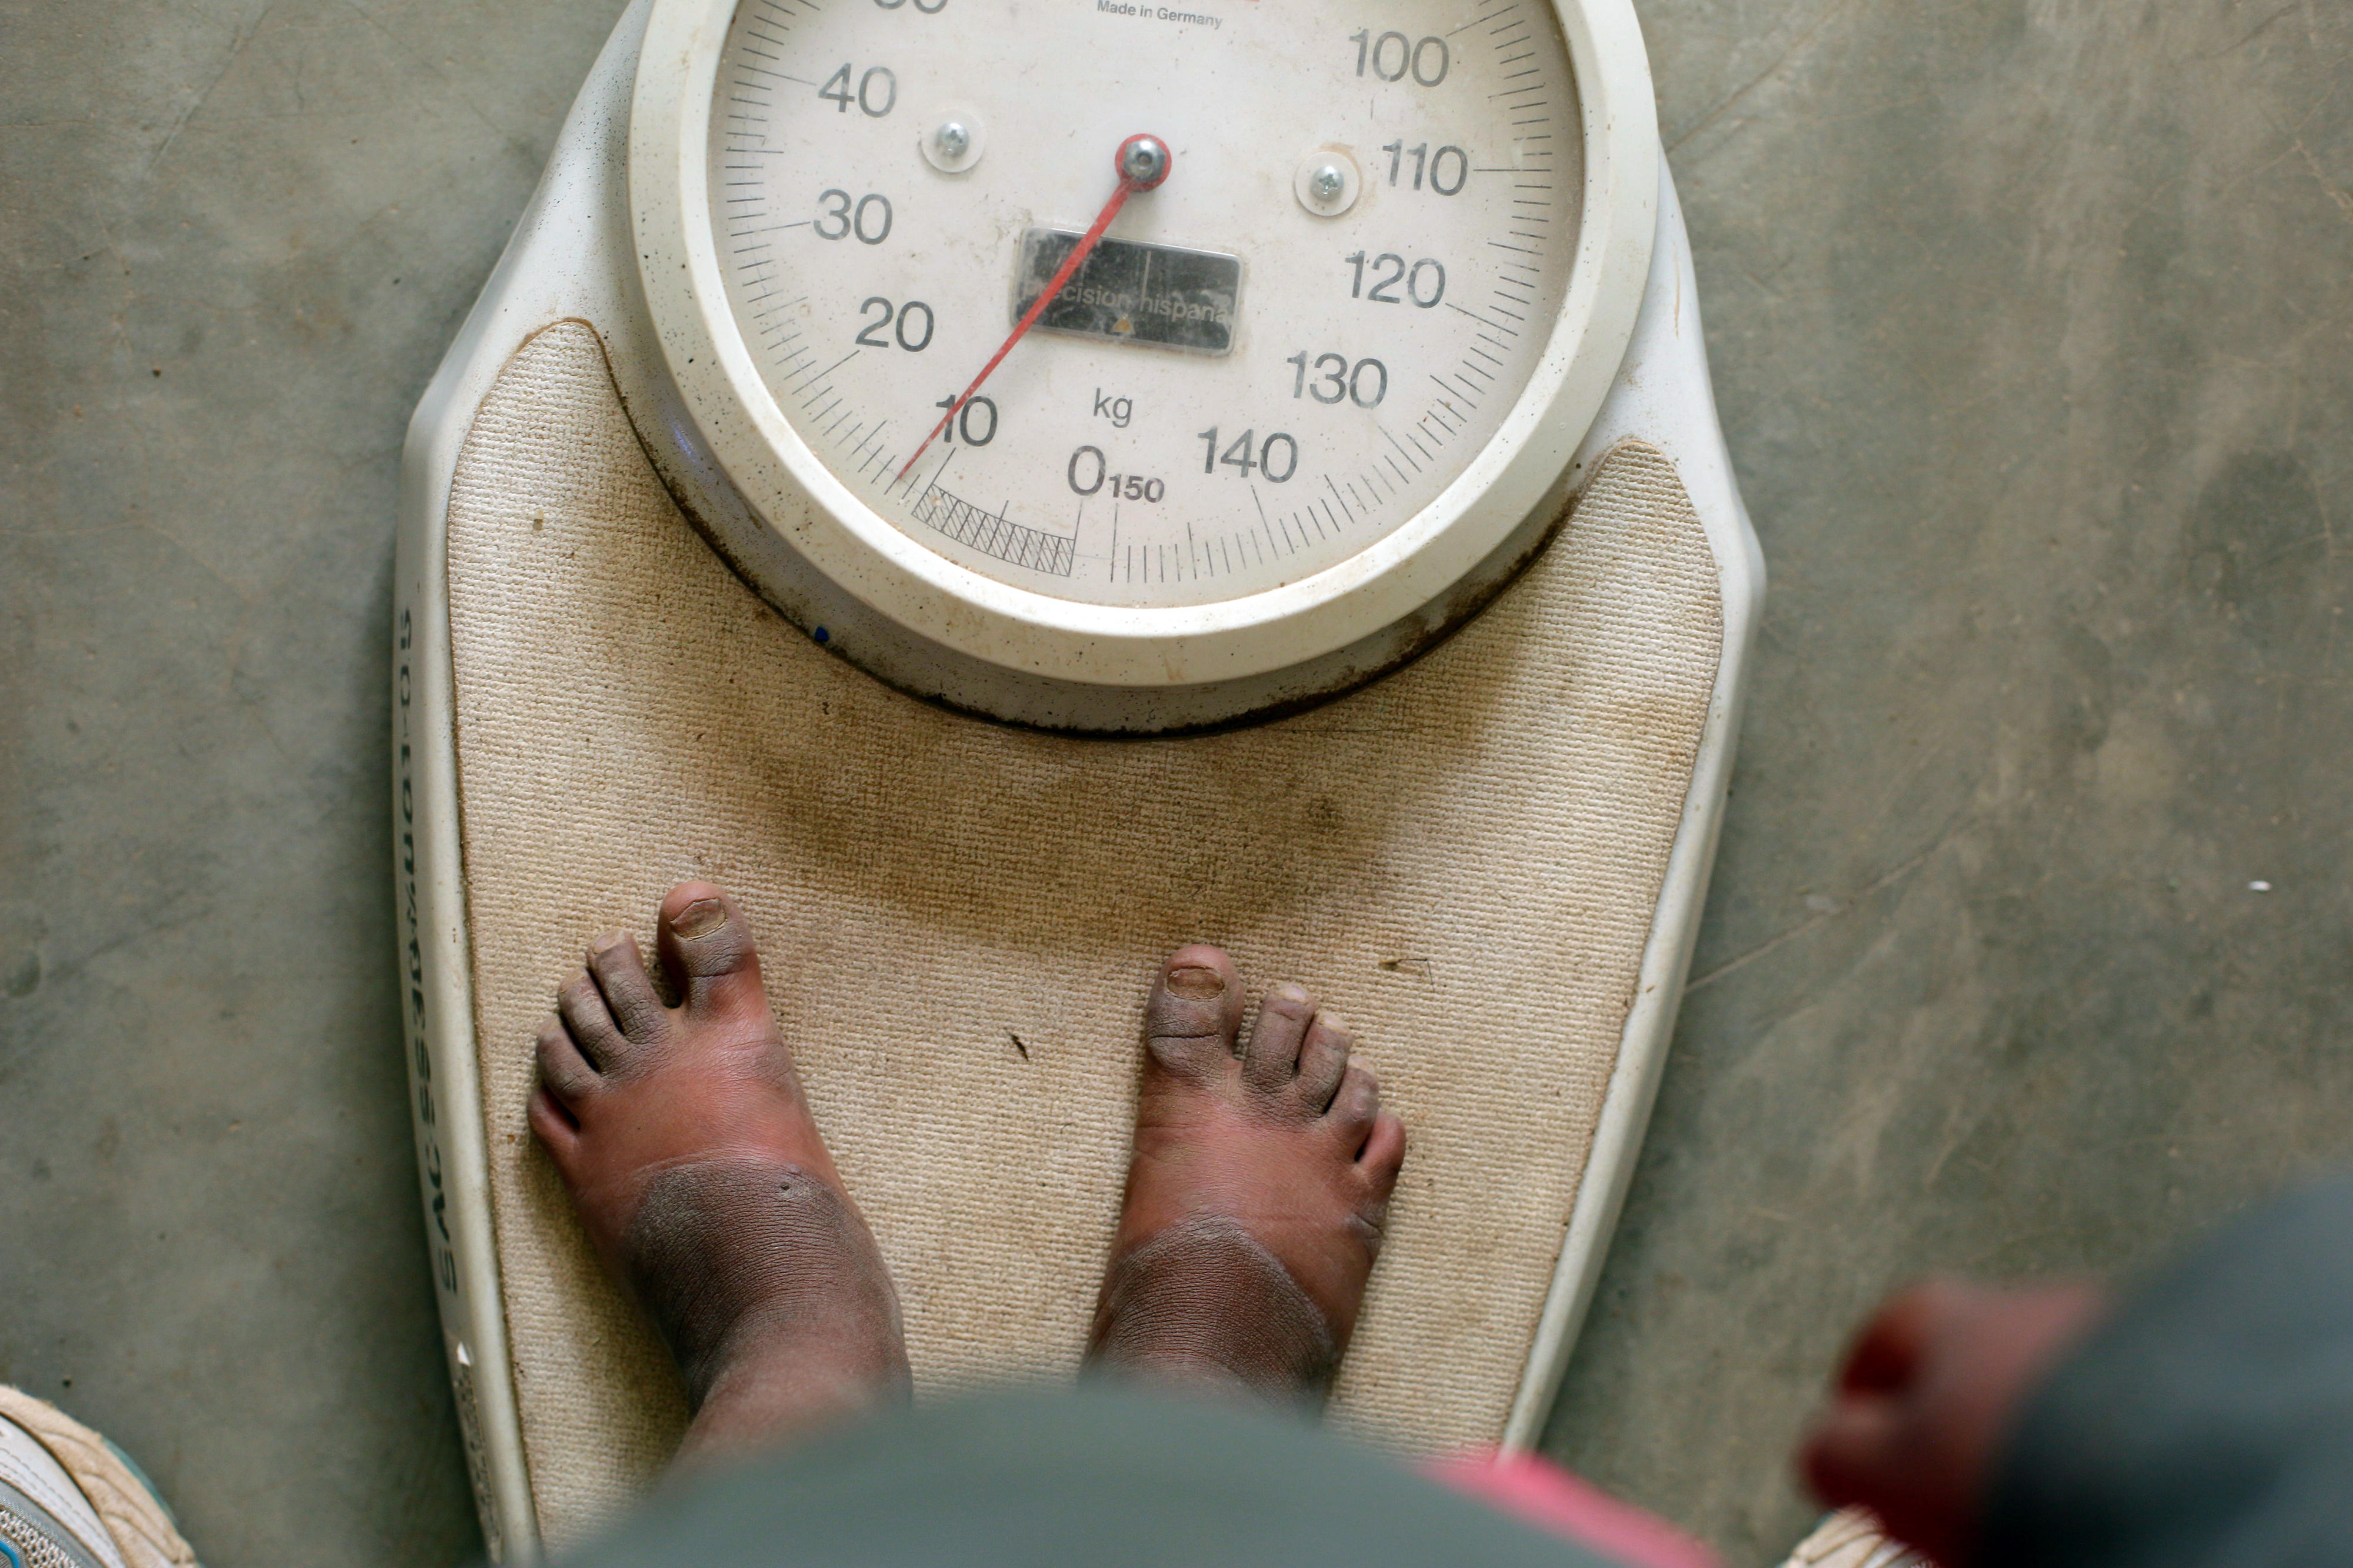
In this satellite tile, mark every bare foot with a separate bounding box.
[528,882,910,1464]
[1801,1277,2109,1566]
[1087,946,1408,1405]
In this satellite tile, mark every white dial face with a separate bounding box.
[708,0,1580,609]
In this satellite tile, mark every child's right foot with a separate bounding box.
[1088,946,1408,1404]
[529,882,910,1463]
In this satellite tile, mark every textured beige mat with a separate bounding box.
[445,320,1724,1548]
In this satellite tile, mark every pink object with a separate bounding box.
[1422,1450,1721,1568]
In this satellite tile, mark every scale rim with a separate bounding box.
[628,0,1657,690]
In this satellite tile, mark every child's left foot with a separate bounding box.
[1087,946,1407,1404]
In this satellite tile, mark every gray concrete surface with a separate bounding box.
[1543,2,2353,1558]
[4,1,2349,1564]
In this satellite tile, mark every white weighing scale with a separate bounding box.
[393,0,1761,1553]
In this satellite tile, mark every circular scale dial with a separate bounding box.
[705,0,1582,609]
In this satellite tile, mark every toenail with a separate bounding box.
[1269,983,1314,1010]
[589,933,625,956]
[673,898,726,938]
[1165,965,1226,999]
[1313,1010,1351,1039]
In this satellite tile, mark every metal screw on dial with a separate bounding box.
[1118,134,1172,189]
[921,109,986,173]
[1293,146,1360,216]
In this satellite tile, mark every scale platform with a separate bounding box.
[392,0,1761,1555]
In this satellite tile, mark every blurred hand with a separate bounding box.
[1800,1277,2108,1566]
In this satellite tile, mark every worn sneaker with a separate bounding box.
[1777,1507,1929,1568]
[0,1389,198,1568]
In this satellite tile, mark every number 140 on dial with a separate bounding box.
[1198,428,1300,483]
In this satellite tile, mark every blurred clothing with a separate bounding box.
[1986,1175,2353,1568]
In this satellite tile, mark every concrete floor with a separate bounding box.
[4,0,2350,1563]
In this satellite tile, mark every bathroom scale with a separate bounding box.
[392,0,1761,1552]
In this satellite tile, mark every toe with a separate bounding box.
[536,1015,601,1106]
[1241,983,1315,1093]
[588,932,669,1042]
[1143,944,1245,1079]
[1294,1011,1352,1110]
[1359,1111,1408,1179]
[528,1085,581,1166]
[556,969,626,1067]
[1328,1063,1381,1137]
[656,882,770,1023]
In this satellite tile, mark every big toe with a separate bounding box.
[657,882,769,1023]
[1144,944,1244,1078]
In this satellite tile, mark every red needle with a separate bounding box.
[896,132,1172,484]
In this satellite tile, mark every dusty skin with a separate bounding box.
[1088,945,1409,1404]
[532,887,1408,1462]
[528,882,911,1465]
